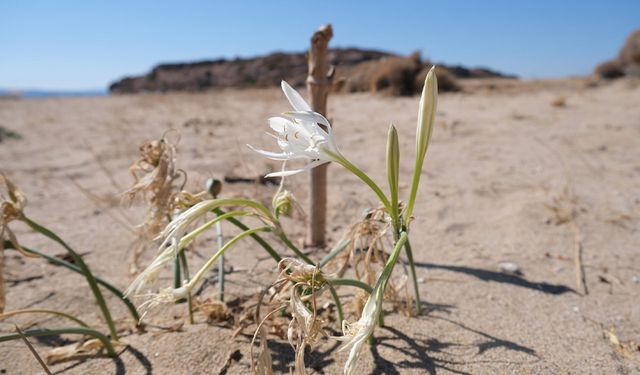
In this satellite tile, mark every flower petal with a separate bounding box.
[246,144,290,160]
[265,168,306,178]
[281,81,312,112]
[285,111,331,128]
[268,116,291,133]
[265,160,328,178]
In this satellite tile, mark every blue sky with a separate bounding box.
[1,1,638,91]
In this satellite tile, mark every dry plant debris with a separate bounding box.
[122,132,184,274]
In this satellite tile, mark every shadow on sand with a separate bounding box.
[50,345,153,375]
[415,262,574,295]
[369,316,538,375]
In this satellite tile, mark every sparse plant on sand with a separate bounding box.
[128,66,438,374]
[1,173,140,361]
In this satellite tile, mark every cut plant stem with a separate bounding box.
[216,220,225,302]
[21,217,119,340]
[179,226,271,297]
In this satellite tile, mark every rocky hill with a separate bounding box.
[109,48,516,95]
[594,28,640,79]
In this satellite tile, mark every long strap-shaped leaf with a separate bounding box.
[0,327,116,356]
[3,240,140,322]
[0,308,90,327]
[21,217,118,340]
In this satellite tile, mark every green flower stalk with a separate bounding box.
[397,66,438,315]
[386,124,400,228]
[405,66,438,226]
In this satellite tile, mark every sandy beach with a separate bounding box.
[1,77,639,374]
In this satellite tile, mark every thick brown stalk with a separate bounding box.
[307,24,334,247]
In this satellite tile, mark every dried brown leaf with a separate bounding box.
[44,338,112,365]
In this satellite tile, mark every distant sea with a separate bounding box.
[0,89,107,98]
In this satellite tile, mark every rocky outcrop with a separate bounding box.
[594,29,640,79]
[109,48,515,95]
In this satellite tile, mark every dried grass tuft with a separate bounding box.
[250,258,332,374]
[194,298,230,322]
[44,338,120,365]
[327,207,414,316]
[605,328,640,362]
[369,53,422,96]
[122,132,184,274]
[1,173,31,313]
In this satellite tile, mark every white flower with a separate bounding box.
[248,81,341,177]
[337,292,378,375]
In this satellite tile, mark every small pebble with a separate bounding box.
[498,262,521,274]
[572,306,580,313]
[553,265,565,273]
[632,276,640,284]
[417,277,425,283]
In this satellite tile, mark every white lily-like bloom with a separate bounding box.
[337,291,379,375]
[248,81,342,177]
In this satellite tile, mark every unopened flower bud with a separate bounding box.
[206,178,222,198]
[272,190,294,218]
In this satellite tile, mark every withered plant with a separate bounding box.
[122,131,184,274]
